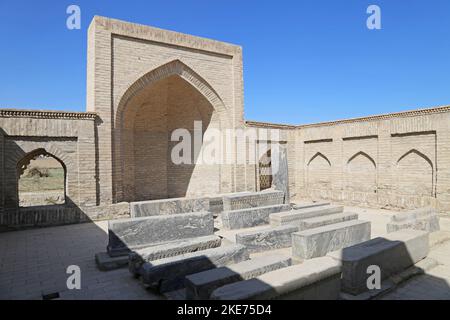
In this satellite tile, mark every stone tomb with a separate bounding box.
[137,244,249,293]
[210,257,341,300]
[221,204,290,230]
[107,211,214,256]
[128,235,222,276]
[185,254,291,299]
[129,197,210,218]
[292,220,371,260]
[387,207,440,233]
[270,205,344,227]
[222,190,285,211]
[236,224,299,253]
[327,229,429,295]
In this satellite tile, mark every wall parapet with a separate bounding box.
[246,105,450,130]
[0,109,97,120]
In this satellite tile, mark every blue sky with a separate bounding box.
[0,0,449,125]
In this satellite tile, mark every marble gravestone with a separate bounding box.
[271,143,290,205]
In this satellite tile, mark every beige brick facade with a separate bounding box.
[0,16,449,228]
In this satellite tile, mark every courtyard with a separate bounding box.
[1,204,449,300]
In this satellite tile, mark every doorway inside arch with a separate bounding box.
[17,149,66,207]
[117,75,221,202]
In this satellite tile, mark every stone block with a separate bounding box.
[185,254,291,299]
[387,207,440,233]
[270,205,344,227]
[236,224,299,253]
[222,190,284,211]
[207,192,250,214]
[139,244,249,293]
[107,211,214,256]
[128,235,222,275]
[292,220,371,260]
[95,252,128,271]
[292,201,330,210]
[298,212,358,231]
[130,197,210,217]
[210,257,341,300]
[221,204,290,230]
[327,229,429,295]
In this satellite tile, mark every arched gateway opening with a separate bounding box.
[17,149,66,207]
[114,61,225,202]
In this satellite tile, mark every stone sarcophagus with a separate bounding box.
[222,190,285,211]
[107,211,214,256]
[386,207,440,233]
[129,197,210,218]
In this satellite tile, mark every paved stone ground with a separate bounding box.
[0,221,161,300]
[0,205,449,300]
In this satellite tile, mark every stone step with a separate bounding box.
[128,235,222,275]
[185,254,292,300]
[137,244,249,293]
[221,204,290,230]
[95,252,129,271]
[210,257,341,300]
[270,205,344,227]
[236,225,299,253]
[107,211,214,257]
[327,229,429,295]
[292,219,371,261]
[298,212,358,231]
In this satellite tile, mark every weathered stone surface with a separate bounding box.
[271,144,290,204]
[327,229,429,295]
[207,192,250,214]
[387,207,440,233]
[95,252,128,271]
[221,204,290,230]
[298,212,358,231]
[128,235,222,275]
[236,225,299,253]
[292,201,330,210]
[130,197,210,217]
[270,205,344,227]
[292,220,371,260]
[107,211,214,256]
[185,254,291,299]
[210,257,341,300]
[139,244,249,293]
[222,190,285,211]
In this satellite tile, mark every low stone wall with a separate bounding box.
[0,202,130,231]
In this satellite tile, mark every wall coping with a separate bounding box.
[1,104,449,126]
[0,109,98,120]
[246,105,450,129]
[91,15,241,57]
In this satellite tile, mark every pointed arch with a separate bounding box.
[396,148,434,197]
[113,59,227,202]
[115,59,229,128]
[347,151,376,168]
[307,152,331,167]
[397,149,433,169]
[16,148,67,206]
